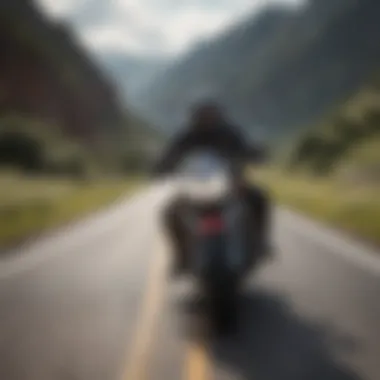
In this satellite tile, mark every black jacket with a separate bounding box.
[154,122,262,175]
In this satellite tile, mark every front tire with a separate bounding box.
[210,283,238,335]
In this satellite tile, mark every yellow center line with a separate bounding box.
[121,232,167,380]
[183,339,212,380]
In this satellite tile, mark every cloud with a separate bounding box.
[36,0,84,17]
[36,0,305,56]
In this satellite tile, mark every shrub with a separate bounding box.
[122,151,151,175]
[0,131,44,172]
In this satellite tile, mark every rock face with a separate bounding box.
[0,0,125,143]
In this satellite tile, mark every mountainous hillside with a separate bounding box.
[259,73,380,245]
[96,52,168,104]
[288,72,380,178]
[0,0,164,175]
[137,0,380,142]
[0,0,127,145]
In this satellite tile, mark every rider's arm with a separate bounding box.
[153,131,193,176]
[224,125,263,163]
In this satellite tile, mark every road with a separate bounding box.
[0,184,379,380]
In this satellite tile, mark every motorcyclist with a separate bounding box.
[154,100,271,276]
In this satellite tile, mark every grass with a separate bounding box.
[0,173,143,248]
[257,168,380,246]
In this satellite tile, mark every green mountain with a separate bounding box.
[137,0,380,142]
[288,73,380,179]
[0,0,128,141]
[0,0,161,173]
[0,0,161,145]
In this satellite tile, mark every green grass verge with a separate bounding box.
[257,169,380,246]
[0,174,143,247]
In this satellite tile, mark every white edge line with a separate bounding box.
[0,184,172,279]
[278,207,380,275]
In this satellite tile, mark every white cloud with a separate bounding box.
[158,7,233,53]
[82,26,144,53]
[36,0,84,17]
[36,0,305,56]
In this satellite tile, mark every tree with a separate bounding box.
[0,131,44,172]
[363,108,380,134]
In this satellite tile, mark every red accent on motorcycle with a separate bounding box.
[198,214,225,235]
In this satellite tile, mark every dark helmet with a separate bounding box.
[190,99,224,126]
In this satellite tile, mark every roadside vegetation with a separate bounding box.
[258,168,380,245]
[0,115,155,248]
[259,79,380,245]
[0,173,141,247]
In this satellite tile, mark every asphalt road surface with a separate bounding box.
[0,184,379,380]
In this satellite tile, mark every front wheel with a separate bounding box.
[210,283,238,335]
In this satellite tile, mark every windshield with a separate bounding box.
[177,150,230,180]
[175,150,233,201]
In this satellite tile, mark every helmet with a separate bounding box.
[187,86,222,114]
[191,98,220,113]
[189,98,225,126]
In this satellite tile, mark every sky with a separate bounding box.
[36,0,305,57]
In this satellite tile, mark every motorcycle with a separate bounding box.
[175,150,251,334]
